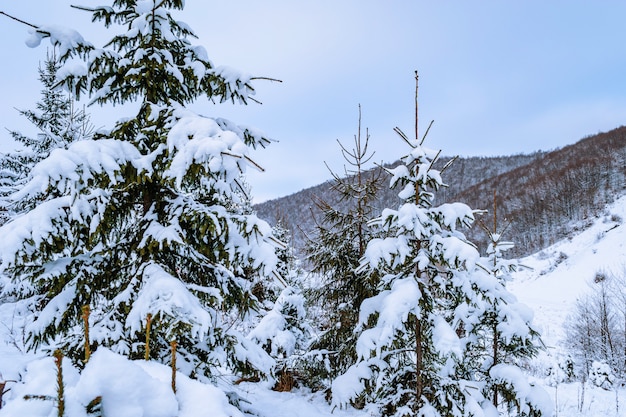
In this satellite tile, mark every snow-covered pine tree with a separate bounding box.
[248,284,310,385]
[330,97,482,416]
[0,1,280,381]
[0,51,92,218]
[247,217,311,391]
[304,106,384,389]
[463,192,548,416]
[330,74,550,417]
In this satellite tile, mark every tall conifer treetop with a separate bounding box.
[1,0,280,379]
[29,0,256,106]
[303,107,384,388]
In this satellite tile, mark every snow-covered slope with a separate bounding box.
[507,196,626,416]
[510,193,626,347]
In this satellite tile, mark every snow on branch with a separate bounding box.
[12,139,146,202]
[165,111,267,189]
[126,263,212,340]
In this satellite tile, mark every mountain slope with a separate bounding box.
[506,194,626,416]
[511,193,626,345]
[255,126,626,259]
[254,152,545,255]
[457,125,626,257]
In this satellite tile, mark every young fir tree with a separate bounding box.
[463,192,547,416]
[248,284,310,382]
[304,106,383,389]
[331,76,550,417]
[0,1,281,380]
[0,51,92,217]
[247,217,311,392]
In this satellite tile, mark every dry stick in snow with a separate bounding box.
[0,380,4,410]
[170,340,178,394]
[145,313,153,361]
[53,350,65,417]
[82,305,91,364]
[0,377,17,410]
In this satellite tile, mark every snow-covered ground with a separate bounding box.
[510,193,626,346]
[4,195,626,416]
[0,285,367,416]
[509,194,626,417]
[0,319,368,417]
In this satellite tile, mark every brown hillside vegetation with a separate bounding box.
[458,125,626,256]
[255,126,626,259]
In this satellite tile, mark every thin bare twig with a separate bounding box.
[0,11,41,30]
[243,155,265,172]
[70,5,95,12]
[415,70,419,141]
[250,76,283,83]
[420,120,434,146]
[393,127,413,147]
[440,155,458,175]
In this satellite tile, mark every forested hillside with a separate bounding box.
[255,125,626,257]
[457,126,626,255]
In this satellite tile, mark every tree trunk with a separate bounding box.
[416,317,423,409]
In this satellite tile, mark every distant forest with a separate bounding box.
[255,126,626,258]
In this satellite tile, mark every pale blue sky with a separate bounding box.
[1,1,625,202]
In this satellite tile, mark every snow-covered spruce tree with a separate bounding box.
[463,193,547,416]
[0,51,92,218]
[247,217,311,391]
[331,76,549,417]
[248,284,310,390]
[0,1,281,380]
[330,119,479,415]
[304,106,384,390]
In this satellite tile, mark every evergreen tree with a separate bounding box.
[331,76,550,417]
[331,126,477,416]
[0,0,280,381]
[0,51,92,218]
[248,285,310,379]
[463,192,547,416]
[304,106,383,389]
[248,217,311,392]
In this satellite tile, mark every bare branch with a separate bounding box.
[70,4,96,12]
[427,149,442,172]
[0,11,41,30]
[243,155,265,172]
[394,127,413,148]
[440,155,458,174]
[250,76,283,83]
[420,119,434,146]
